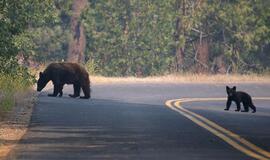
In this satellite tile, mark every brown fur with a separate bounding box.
[37,62,91,99]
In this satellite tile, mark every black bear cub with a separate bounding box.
[37,62,91,99]
[225,86,256,113]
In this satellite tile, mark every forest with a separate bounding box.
[0,0,270,77]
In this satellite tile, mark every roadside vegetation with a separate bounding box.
[0,0,56,114]
[0,58,34,113]
[0,0,270,112]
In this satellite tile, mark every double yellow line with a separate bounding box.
[165,97,270,160]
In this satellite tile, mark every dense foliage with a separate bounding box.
[82,0,175,76]
[81,0,270,76]
[0,0,58,111]
[1,0,270,76]
[0,57,35,111]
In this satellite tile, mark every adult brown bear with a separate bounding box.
[37,62,91,99]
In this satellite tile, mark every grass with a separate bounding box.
[91,73,270,85]
[0,76,35,159]
[0,74,32,113]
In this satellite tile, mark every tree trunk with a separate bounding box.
[195,37,209,73]
[67,0,88,63]
[123,0,132,76]
[174,0,186,72]
[175,46,185,71]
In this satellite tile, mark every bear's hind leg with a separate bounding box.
[247,98,256,113]
[250,103,256,113]
[69,83,80,98]
[59,85,64,97]
[80,84,90,99]
[250,105,256,113]
[241,103,249,112]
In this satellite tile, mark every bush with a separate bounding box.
[0,57,35,83]
[0,57,34,111]
[85,59,99,75]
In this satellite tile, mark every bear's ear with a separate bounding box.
[226,86,230,91]
[232,86,236,91]
[39,72,43,77]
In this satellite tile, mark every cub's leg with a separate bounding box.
[48,84,60,97]
[241,102,249,112]
[235,101,241,112]
[69,83,80,98]
[250,104,256,113]
[224,99,232,111]
[248,98,256,113]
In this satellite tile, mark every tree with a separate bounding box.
[82,0,175,76]
[5,0,269,75]
[67,0,88,63]
[172,0,203,72]
[199,0,270,73]
[0,0,58,58]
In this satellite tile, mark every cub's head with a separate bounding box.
[226,86,236,97]
[37,72,50,92]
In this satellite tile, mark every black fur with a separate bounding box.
[225,86,256,113]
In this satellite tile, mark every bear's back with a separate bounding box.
[45,62,86,73]
[45,62,89,80]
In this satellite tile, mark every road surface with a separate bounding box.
[6,83,270,160]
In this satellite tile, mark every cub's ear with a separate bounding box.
[39,72,43,77]
[226,86,230,91]
[232,86,236,91]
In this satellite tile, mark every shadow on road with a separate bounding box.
[6,90,256,160]
[7,97,208,160]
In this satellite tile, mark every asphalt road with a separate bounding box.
[6,83,270,160]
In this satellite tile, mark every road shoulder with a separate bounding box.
[0,90,36,159]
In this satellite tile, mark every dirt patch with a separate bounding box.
[0,89,36,159]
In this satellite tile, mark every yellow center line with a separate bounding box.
[175,100,270,158]
[165,98,270,160]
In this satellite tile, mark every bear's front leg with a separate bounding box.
[235,102,241,112]
[224,99,231,111]
[48,85,60,97]
[69,84,80,98]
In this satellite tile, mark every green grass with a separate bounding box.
[0,74,32,112]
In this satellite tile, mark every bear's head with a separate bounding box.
[37,72,50,92]
[226,86,236,97]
